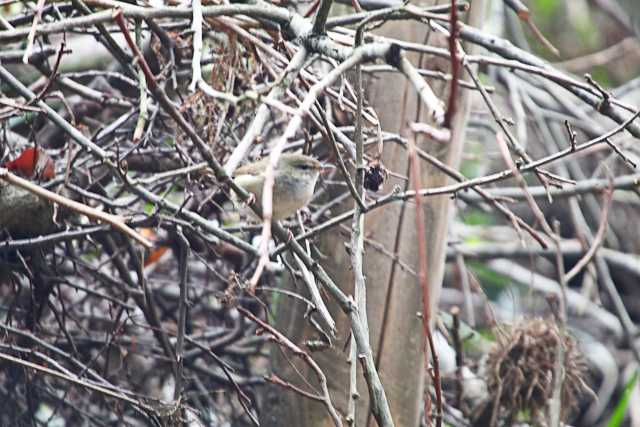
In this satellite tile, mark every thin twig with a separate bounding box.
[238,307,343,427]
[406,131,443,427]
[549,221,568,427]
[564,189,613,281]
[174,226,190,402]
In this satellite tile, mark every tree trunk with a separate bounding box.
[260,1,483,425]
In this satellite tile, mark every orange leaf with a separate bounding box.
[144,246,169,267]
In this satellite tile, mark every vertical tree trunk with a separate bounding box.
[260,1,483,425]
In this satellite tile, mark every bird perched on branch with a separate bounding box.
[233,153,323,220]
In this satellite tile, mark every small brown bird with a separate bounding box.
[233,153,322,220]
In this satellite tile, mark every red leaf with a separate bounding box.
[4,147,37,176]
[3,147,55,181]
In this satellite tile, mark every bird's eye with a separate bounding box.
[297,164,310,170]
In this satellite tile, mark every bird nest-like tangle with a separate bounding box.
[484,317,593,425]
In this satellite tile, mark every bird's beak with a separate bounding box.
[320,163,335,172]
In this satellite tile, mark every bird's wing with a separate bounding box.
[234,157,268,176]
[233,174,264,195]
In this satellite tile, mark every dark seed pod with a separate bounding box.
[364,160,387,192]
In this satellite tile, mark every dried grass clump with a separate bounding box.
[483,317,591,425]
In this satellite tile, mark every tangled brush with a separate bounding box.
[481,318,592,426]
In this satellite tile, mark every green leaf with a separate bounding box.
[590,65,613,89]
[462,209,495,227]
[144,202,155,215]
[534,0,560,19]
[607,369,639,427]
[469,261,511,299]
